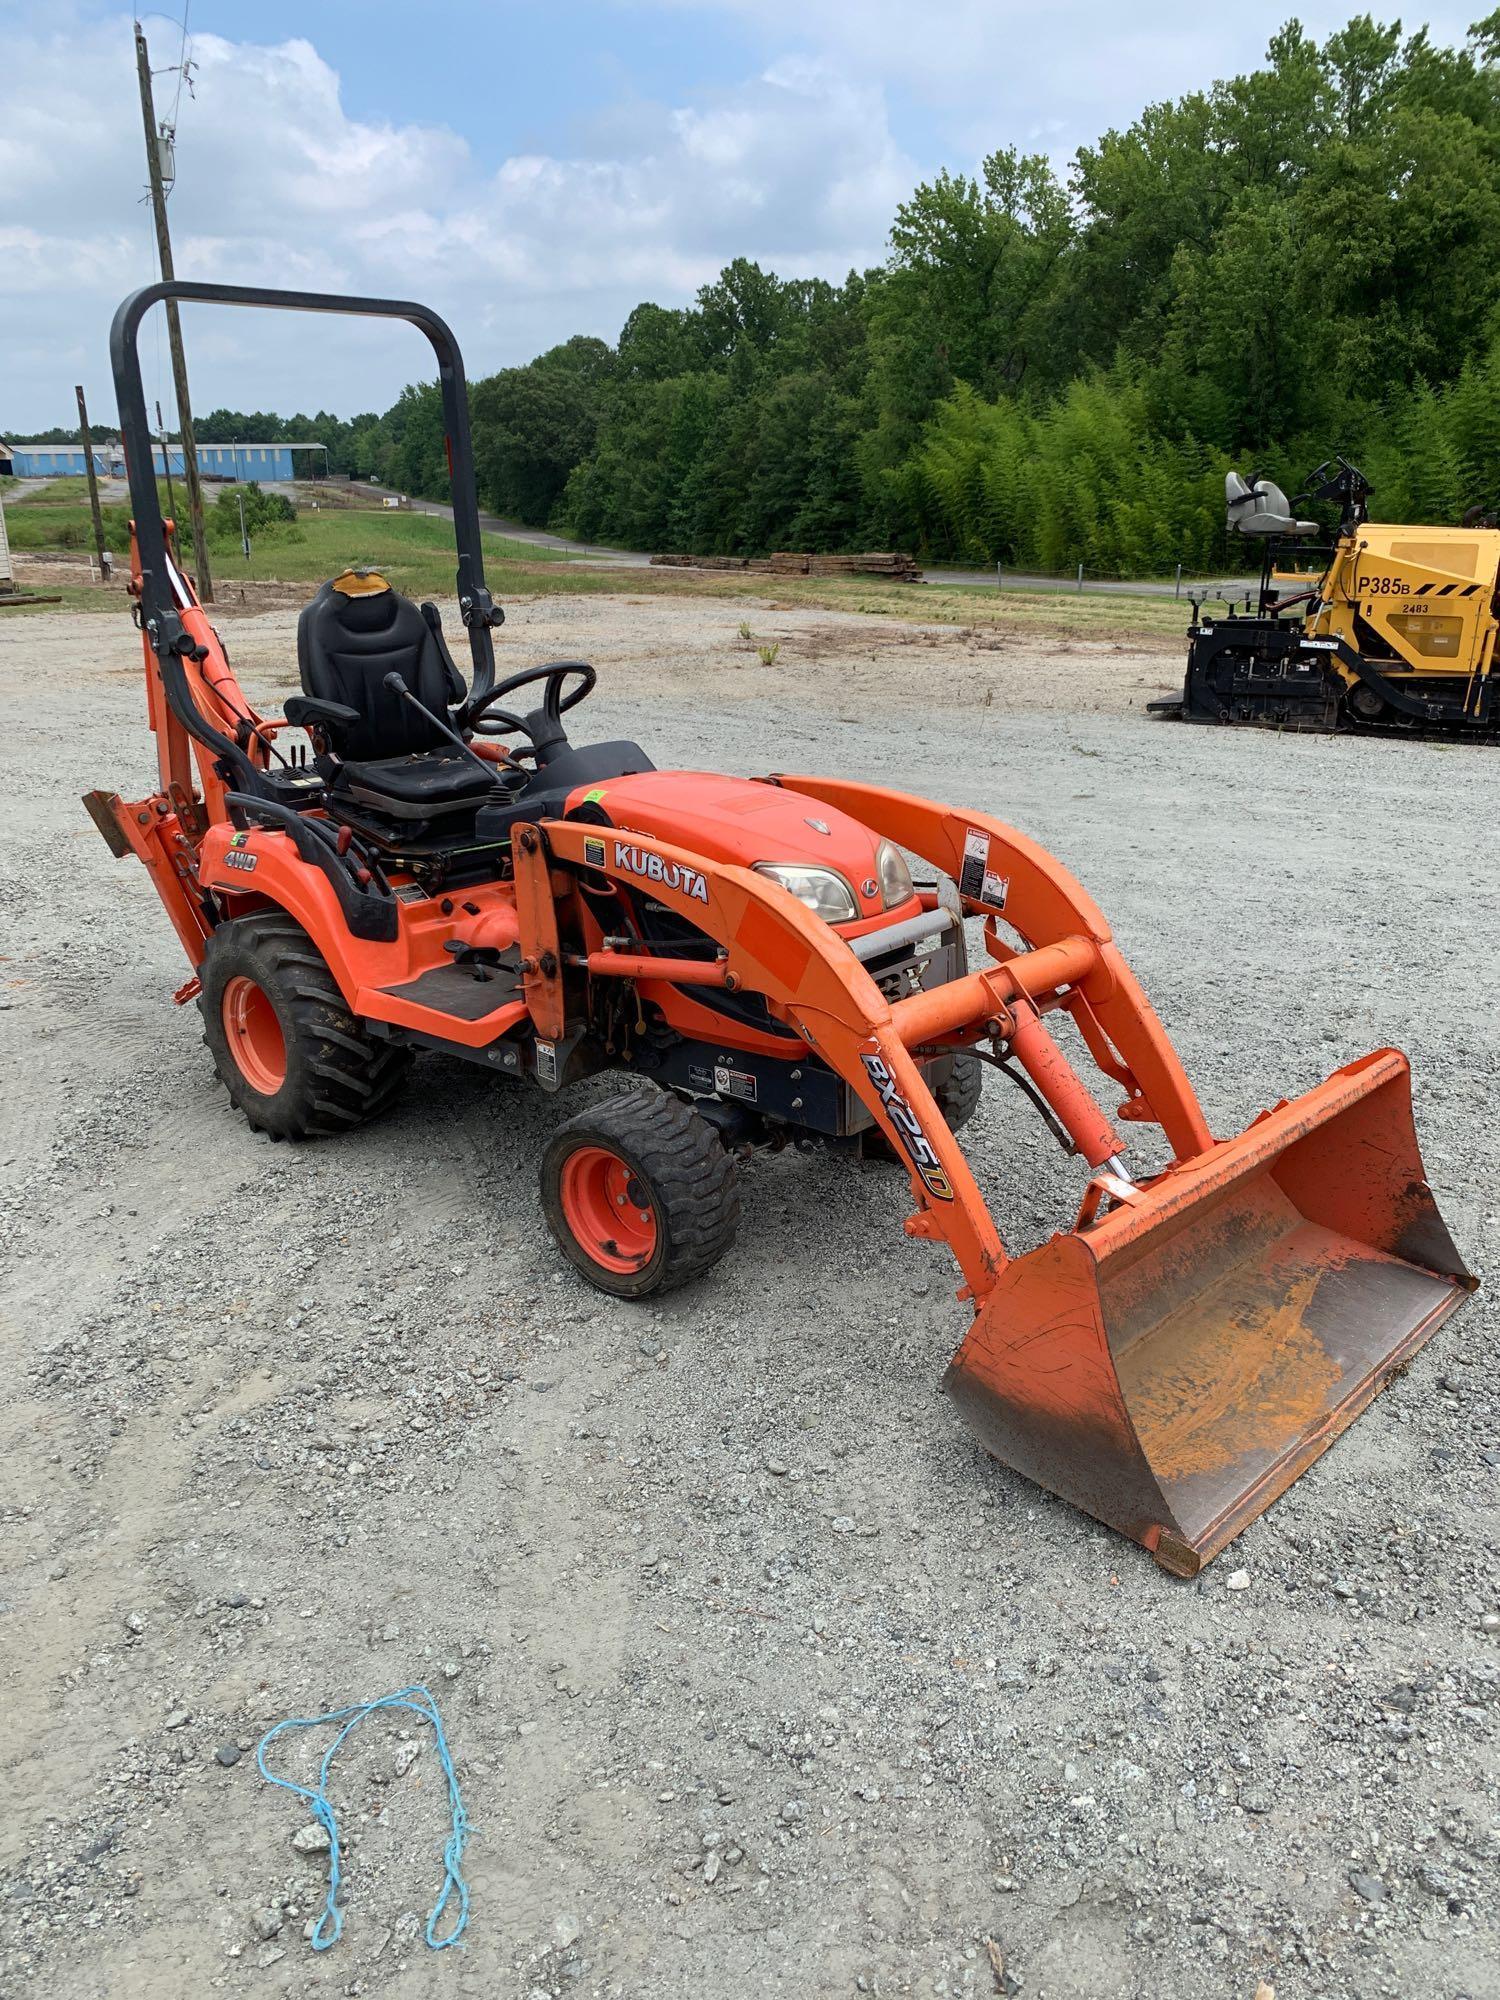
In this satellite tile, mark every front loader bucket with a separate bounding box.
[946,1051,1473,1574]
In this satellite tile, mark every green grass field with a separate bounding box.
[2,488,564,573]
[3,481,1189,642]
[5,561,1192,642]
[3,484,172,554]
[205,506,569,586]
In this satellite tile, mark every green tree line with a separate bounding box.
[13,13,1500,576]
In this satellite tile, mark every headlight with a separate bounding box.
[875,839,914,908]
[754,862,858,923]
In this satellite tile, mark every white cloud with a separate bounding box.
[0,13,914,429]
[669,0,1485,154]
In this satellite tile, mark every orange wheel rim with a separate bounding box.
[559,1145,658,1274]
[221,974,287,1094]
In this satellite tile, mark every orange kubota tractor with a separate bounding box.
[89,282,1474,1576]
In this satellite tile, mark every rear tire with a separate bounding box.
[198,913,411,1139]
[541,1089,739,1298]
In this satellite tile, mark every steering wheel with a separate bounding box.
[467,661,597,759]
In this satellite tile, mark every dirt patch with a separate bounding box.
[9,557,317,617]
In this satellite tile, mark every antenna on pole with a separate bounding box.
[133,18,213,603]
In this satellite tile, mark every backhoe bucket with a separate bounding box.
[946,1051,1472,1574]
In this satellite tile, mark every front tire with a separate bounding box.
[541,1090,739,1297]
[198,913,411,1139]
[936,1049,983,1132]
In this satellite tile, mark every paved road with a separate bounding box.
[363,483,646,564]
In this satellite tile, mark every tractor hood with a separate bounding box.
[564,769,901,924]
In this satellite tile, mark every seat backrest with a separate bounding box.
[1225,470,1319,540]
[297,570,457,760]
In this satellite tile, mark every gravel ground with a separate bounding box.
[1,594,1496,2000]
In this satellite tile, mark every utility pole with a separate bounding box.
[134,19,213,602]
[75,385,109,580]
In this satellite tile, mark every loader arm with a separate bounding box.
[530,784,1218,1307]
[531,786,1471,1577]
[770,777,1216,1164]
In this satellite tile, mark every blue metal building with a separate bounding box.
[3,440,322,480]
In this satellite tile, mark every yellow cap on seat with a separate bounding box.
[330,567,391,597]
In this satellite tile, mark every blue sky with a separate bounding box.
[159,2,778,162]
[2,2,1484,430]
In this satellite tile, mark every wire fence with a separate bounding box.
[976,561,1263,602]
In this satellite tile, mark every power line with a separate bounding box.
[168,0,193,130]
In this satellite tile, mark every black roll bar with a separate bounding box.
[109,281,500,796]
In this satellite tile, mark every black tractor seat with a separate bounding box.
[285,569,655,857]
[287,569,490,831]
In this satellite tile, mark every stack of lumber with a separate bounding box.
[650,550,921,582]
[650,553,744,570]
[789,551,922,580]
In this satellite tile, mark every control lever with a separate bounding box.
[381,673,509,783]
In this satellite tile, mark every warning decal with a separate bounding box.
[958,827,1010,912]
[713,1065,758,1103]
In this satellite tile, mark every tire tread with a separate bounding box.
[198,912,411,1139]
[541,1089,739,1296]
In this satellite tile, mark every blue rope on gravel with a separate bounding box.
[256,1683,470,1951]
